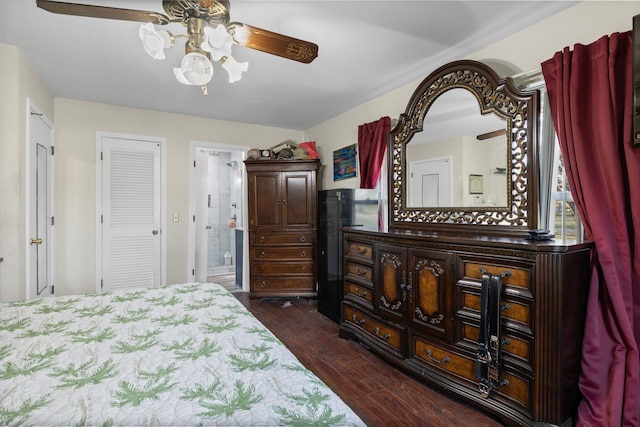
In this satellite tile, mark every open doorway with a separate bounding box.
[188,141,249,292]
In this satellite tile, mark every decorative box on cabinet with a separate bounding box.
[339,228,592,426]
[245,159,319,298]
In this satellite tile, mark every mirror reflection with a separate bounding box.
[390,59,537,232]
[406,89,508,208]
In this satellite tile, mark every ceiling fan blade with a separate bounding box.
[230,23,318,64]
[36,0,171,25]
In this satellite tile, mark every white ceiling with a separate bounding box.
[0,1,577,130]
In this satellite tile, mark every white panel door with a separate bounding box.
[101,137,161,291]
[409,157,452,207]
[194,149,209,282]
[28,106,54,299]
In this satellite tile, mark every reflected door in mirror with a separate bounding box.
[409,156,452,207]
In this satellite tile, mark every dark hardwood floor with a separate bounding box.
[234,293,505,427]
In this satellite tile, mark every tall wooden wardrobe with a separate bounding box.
[245,159,319,297]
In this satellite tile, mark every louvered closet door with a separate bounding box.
[102,137,161,291]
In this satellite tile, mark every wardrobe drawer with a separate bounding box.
[253,247,313,260]
[343,304,404,354]
[252,276,315,292]
[253,233,314,246]
[344,280,373,307]
[345,261,373,283]
[253,261,314,275]
[345,241,374,263]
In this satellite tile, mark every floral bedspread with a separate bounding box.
[0,282,365,426]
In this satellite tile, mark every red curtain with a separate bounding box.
[358,116,391,189]
[542,32,640,426]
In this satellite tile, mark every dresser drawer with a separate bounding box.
[345,261,373,283]
[253,233,314,246]
[253,261,314,275]
[345,241,374,263]
[253,247,313,260]
[460,322,533,371]
[343,304,404,355]
[344,279,373,307]
[459,256,533,293]
[411,333,532,410]
[458,287,532,334]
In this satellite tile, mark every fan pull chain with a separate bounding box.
[201,85,208,96]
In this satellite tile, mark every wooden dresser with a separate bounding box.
[340,228,591,426]
[245,159,319,297]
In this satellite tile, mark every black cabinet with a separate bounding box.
[317,189,378,322]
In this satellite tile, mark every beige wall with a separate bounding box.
[308,1,640,190]
[0,44,54,302]
[54,99,303,296]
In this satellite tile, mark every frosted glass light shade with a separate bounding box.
[202,24,233,61]
[221,56,248,83]
[139,23,171,60]
[173,52,213,86]
[230,23,250,45]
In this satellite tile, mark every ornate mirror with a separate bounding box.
[389,60,539,235]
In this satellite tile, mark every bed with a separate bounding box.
[0,282,365,426]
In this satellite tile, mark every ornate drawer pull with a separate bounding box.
[501,303,511,312]
[375,327,391,341]
[356,246,368,255]
[354,267,367,277]
[300,236,306,242]
[426,349,451,365]
[260,281,267,288]
[351,314,365,325]
[260,251,266,257]
[259,236,266,243]
[301,251,306,257]
[354,287,368,298]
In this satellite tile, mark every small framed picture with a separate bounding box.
[333,144,357,181]
[469,174,483,194]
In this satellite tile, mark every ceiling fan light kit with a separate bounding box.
[36,0,318,95]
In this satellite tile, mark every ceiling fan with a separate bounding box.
[36,0,319,94]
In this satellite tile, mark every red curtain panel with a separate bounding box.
[542,31,640,426]
[358,117,391,189]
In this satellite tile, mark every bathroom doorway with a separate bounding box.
[188,141,248,292]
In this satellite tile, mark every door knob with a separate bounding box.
[30,238,43,245]
[152,230,159,235]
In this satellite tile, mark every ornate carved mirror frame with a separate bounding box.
[389,60,540,236]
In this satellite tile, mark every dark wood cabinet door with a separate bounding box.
[249,172,281,229]
[375,244,407,323]
[408,249,452,339]
[282,171,315,228]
